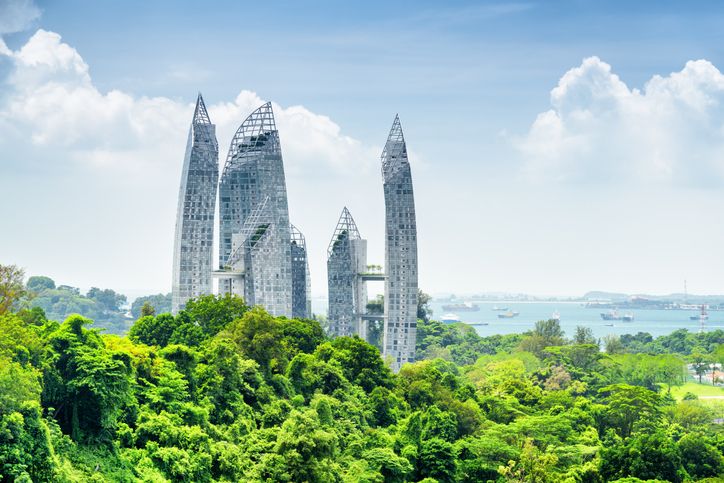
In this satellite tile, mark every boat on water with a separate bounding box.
[498,311,519,319]
[600,310,633,321]
[441,302,480,312]
[491,306,509,311]
[690,305,709,321]
[551,311,560,321]
[440,313,461,324]
[600,310,620,320]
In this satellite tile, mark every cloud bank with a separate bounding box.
[517,56,724,187]
[0,29,373,177]
[0,0,40,54]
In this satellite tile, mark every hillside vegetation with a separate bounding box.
[0,267,722,481]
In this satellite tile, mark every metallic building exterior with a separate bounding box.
[291,224,312,319]
[218,103,293,316]
[327,208,368,338]
[171,94,219,313]
[381,115,418,372]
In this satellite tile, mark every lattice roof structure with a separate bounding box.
[290,224,306,248]
[381,114,408,178]
[223,102,278,172]
[327,207,362,257]
[193,92,212,125]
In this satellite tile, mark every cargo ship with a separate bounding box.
[441,302,480,312]
[600,310,634,322]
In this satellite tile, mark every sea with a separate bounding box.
[311,298,723,339]
[428,301,723,339]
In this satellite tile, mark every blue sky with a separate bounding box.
[3,0,724,299]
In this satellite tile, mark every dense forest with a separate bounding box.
[22,275,133,334]
[0,265,722,482]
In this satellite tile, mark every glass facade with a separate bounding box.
[381,115,418,372]
[218,103,294,317]
[327,208,368,338]
[290,224,312,319]
[171,94,218,313]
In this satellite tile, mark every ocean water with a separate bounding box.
[429,301,724,339]
[311,298,723,339]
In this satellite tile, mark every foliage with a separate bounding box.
[131,293,172,319]
[0,264,28,315]
[26,275,131,334]
[0,294,721,482]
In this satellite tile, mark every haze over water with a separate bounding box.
[429,301,723,339]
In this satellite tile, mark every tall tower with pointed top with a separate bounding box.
[381,115,418,372]
[327,207,368,338]
[219,102,293,316]
[172,93,219,313]
[290,224,311,319]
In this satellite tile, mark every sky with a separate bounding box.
[3,0,724,300]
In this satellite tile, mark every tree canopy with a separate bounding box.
[0,284,721,482]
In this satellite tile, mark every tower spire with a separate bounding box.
[381,114,408,177]
[386,114,405,144]
[193,92,212,125]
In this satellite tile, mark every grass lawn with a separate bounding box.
[668,381,724,401]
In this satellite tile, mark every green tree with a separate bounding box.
[141,301,156,317]
[0,359,41,413]
[182,293,249,337]
[131,293,172,318]
[600,430,684,483]
[222,307,285,375]
[418,289,432,322]
[257,409,340,481]
[598,384,662,438]
[690,352,712,383]
[361,447,413,483]
[0,264,28,314]
[417,437,457,482]
[518,319,565,356]
[604,334,624,354]
[129,313,177,347]
[678,433,723,479]
[497,438,558,483]
[314,336,392,392]
[196,338,263,423]
[43,315,133,442]
[86,287,127,312]
[0,402,59,481]
[573,325,597,345]
[26,275,55,292]
[657,354,685,392]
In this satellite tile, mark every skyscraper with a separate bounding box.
[218,102,293,316]
[327,207,367,338]
[381,115,418,372]
[171,94,219,313]
[290,224,312,319]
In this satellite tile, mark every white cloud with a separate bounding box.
[210,91,376,175]
[517,56,724,186]
[0,0,40,34]
[0,29,374,176]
